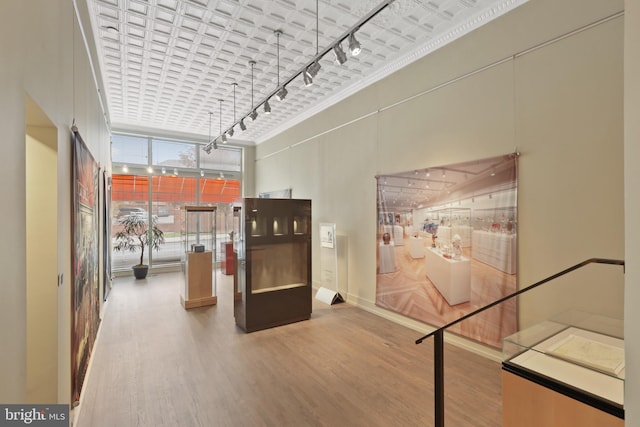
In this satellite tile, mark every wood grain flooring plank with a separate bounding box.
[76,271,502,427]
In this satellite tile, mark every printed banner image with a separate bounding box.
[375,154,518,348]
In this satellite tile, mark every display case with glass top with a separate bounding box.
[234,198,312,332]
[502,311,624,422]
[181,206,217,309]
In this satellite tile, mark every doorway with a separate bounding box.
[25,95,58,403]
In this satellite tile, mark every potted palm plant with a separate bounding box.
[113,213,165,279]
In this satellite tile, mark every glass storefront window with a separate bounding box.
[200,146,241,171]
[152,139,197,168]
[200,177,242,262]
[112,134,148,165]
[111,174,242,272]
[151,175,197,267]
[111,175,150,270]
[110,132,243,273]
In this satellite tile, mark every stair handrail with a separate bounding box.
[414,257,625,427]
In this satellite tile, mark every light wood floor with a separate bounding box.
[76,271,502,427]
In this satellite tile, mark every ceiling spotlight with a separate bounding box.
[333,43,347,65]
[161,167,166,174]
[173,168,179,176]
[222,133,227,143]
[249,109,258,121]
[303,71,313,87]
[239,118,246,131]
[306,61,321,78]
[348,32,361,56]
[276,86,288,101]
[147,166,153,173]
[203,145,212,154]
[213,141,218,150]
[122,165,128,173]
[264,100,271,114]
[200,170,204,177]
[228,126,234,137]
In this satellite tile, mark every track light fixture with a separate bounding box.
[228,126,234,137]
[348,32,361,56]
[239,118,246,131]
[274,30,287,102]
[306,61,321,78]
[249,60,257,120]
[334,43,347,65]
[264,100,271,114]
[276,86,288,101]
[203,111,216,153]
[303,71,313,87]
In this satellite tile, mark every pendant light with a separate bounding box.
[228,82,237,137]
[305,0,321,80]
[275,30,287,101]
[249,60,258,120]
[204,111,215,153]
[219,99,226,143]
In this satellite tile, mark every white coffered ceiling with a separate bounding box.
[86,0,527,145]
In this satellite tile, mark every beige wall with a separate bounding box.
[255,0,625,355]
[0,0,110,405]
[624,0,639,424]
[26,126,58,403]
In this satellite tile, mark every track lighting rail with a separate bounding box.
[203,0,396,152]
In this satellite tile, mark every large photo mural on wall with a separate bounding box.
[375,154,518,348]
[71,130,100,403]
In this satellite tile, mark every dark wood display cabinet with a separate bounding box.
[234,198,312,332]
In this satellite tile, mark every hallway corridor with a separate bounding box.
[75,271,502,427]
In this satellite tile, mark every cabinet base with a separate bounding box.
[181,295,217,309]
[502,369,623,427]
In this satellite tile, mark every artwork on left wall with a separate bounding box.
[71,129,100,404]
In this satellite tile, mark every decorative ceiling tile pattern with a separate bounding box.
[86,0,527,144]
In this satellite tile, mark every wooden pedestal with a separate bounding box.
[182,251,217,309]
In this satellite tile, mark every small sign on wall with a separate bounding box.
[320,223,335,248]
